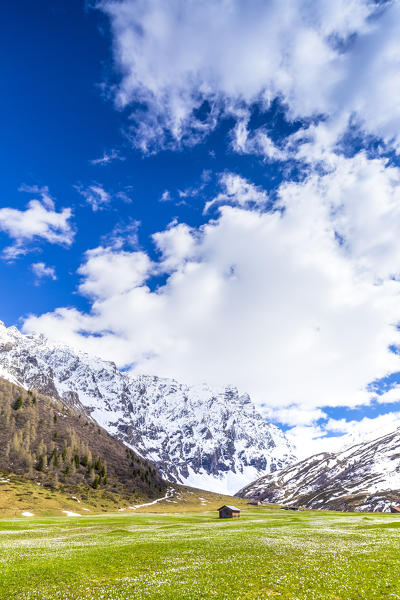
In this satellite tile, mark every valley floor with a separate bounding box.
[1,508,400,599]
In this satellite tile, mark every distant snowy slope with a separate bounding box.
[237,428,400,511]
[0,321,295,494]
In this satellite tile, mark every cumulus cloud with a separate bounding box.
[152,222,196,271]
[31,262,57,283]
[23,154,400,433]
[98,0,400,154]
[0,189,74,260]
[77,246,153,300]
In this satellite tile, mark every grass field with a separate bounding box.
[1,508,400,600]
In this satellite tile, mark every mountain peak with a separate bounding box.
[0,322,296,494]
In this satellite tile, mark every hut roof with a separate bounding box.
[218,505,240,511]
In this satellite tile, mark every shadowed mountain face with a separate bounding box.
[237,428,400,512]
[0,322,295,494]
[0,376,166,502]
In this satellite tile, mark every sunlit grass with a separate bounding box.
[0,474,253,517]
[1,509,400,599]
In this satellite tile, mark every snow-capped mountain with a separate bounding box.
[0,321,295,494]
[237,428,400,511]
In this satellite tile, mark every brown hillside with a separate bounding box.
[0,376,166,504]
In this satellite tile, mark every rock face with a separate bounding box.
[0,322,295,494]
[237,428,400,511]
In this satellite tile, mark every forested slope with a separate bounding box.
[0,377,166,505]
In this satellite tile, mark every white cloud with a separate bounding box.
[0,190,74,260]
[160,190,171,202]
[77,246,154,300]
[101,219,140,250]
[75,183,133,211]
[98,0,400,154]
[231,117,287,161]
[23,154,400,428]
[325,414,400,438]
[31,262,57,283]
[374,386,400,405]
[114,190,133,204]
[90,149,125,166]
[204,173,268,212]
[75,184,111,211]
[18,184,55,209]
[265,407,327,428]
[286,412,400,459]
[152,222,196,271]
[283,154,400,280]
[285,424,331,460]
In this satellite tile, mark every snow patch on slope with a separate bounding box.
[238,427,400,511]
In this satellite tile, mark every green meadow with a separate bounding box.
[1,508,400,600]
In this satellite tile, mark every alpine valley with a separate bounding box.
[0,321,295,495]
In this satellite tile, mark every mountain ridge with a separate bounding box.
[236,427,400,512]
[0,321,295,494]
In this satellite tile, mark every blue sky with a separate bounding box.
[2,0,400,455]
[1,1,292,316]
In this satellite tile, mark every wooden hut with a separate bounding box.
[218,505,240,518]
[390,505,400,513]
